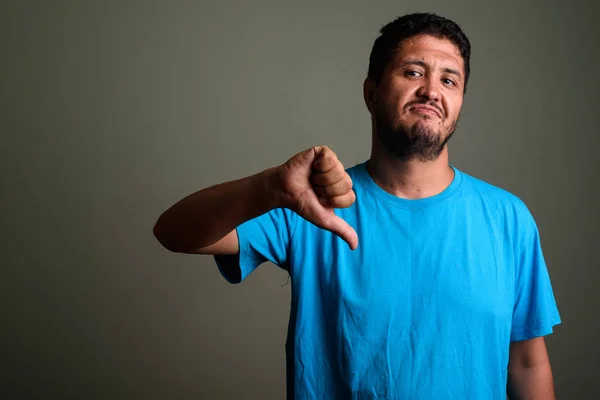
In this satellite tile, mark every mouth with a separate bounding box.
[409,104,443,119]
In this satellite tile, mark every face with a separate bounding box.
[366,34,465,161]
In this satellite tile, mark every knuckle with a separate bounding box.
[329,193,353,208]
[345,176,353,190]
[331,181,344,195]
[329,166,343,182]
[328,197,342,208]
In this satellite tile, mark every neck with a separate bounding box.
[366,147,454,200]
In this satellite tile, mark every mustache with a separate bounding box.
[405,100,445,118]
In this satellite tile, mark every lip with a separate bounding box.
[409,104,442,118]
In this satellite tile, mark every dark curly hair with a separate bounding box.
[367,13,471,92]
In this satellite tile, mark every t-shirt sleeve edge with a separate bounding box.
[213,226,262,284]
[510,313,562,342]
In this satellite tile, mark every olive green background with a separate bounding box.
[2,1,598,398]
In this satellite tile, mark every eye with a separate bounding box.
[442,78,456,86]
[405,70,423,77]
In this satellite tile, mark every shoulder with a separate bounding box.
[457,169,541,244]
[454,172,548,265]
[458,169,533,218]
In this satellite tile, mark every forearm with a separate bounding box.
[507,362,555,400]
[154,166,282,253]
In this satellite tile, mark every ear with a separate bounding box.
[363,78,377,114]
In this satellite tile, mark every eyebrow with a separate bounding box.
[399,60,463,80]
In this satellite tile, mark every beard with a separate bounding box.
[375,108,458,162]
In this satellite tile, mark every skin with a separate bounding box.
[507,337,556,399]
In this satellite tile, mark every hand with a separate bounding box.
[277,146,358,250]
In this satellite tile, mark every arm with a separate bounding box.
[153,166,282,254]
[153,146,358,255]
[507,337,556,400]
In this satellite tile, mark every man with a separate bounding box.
[154,13,561,399]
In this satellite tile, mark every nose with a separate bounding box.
[416,76,441,102]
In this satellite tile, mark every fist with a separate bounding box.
[277,146,358,250]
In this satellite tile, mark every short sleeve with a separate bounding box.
[510,212,561,342]
[214,208,297,284]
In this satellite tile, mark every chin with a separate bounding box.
[411,122,437,133]
[413,115,442,124]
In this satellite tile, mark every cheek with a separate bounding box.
[378,92,402,119]
[446,96,463,119]
[388,94,414,120]
[380,80,413,108]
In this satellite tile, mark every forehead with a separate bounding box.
[392,34,464,71]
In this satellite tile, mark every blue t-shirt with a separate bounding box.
[214,162,561,399]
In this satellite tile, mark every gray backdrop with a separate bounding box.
[2,0,598,398]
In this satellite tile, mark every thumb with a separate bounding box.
[316,211,359,251]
